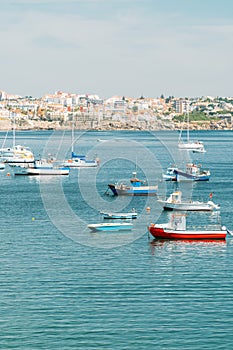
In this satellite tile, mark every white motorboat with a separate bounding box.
[163,165,178,181]
[0,145,35,165]
[157,191,220,211]
[88,222,133,232]
[12,159,69,176]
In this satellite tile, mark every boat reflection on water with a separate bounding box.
[150,238,227,246]
[149,237,226,255]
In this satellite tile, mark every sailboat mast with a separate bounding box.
[71,107,74,153]
[187,111,189,143]
[12,112,16,148]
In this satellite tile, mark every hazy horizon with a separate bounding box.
[1,0,233,99]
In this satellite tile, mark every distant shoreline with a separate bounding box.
[0,118,232,131]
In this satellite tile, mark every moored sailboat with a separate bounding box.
[0,116,34,166]
[61,115,99,168]
[178,112,206,153]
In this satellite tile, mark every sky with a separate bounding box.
[1,0,233,99]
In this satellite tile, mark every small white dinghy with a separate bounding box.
[88,222,133,232]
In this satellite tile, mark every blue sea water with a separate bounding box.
[0,129,233,349]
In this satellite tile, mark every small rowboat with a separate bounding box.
[88,222,133,232]
[100,211,137,219]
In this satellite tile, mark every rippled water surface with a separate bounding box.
[0,130,233,349]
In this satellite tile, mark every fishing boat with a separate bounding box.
[157,191,220,211]
[174,163,210,181]
[108,172,158,196]
[100,211,138,219]
[88,222,133,232]
[148,213,228,240]
[178,112,206,153]
[61,117,99,168]
[11,159,69,176]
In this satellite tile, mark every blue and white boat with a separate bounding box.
[62,152,99,168]
[108,172,158,196]
[163,163,210,182]
[11,159,70,176]
[88,222,133,232]
[101,211,138,219]
[163,165,178,181]
[174,163,210,182]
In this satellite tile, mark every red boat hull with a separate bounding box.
[149,225,227,240]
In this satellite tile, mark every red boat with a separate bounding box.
[148,213,228,240]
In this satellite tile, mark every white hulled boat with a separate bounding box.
[12,159,69,176]
[0,116,34,165]
[178,112,206,153]
[157,191,220,211]
[88,222,133,232]
[61,116,99,168]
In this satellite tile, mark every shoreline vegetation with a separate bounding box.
[0,115,232,132]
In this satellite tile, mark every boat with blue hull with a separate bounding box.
[88,222,133,232]
[101,211,138,219]
[163,163,210,182]
[108,172,158,196]
[174,163,210,182]
[11,159,70,176]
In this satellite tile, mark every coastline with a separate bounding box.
[0,118,232,131]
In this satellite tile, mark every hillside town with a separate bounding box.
[0,90,232,130]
